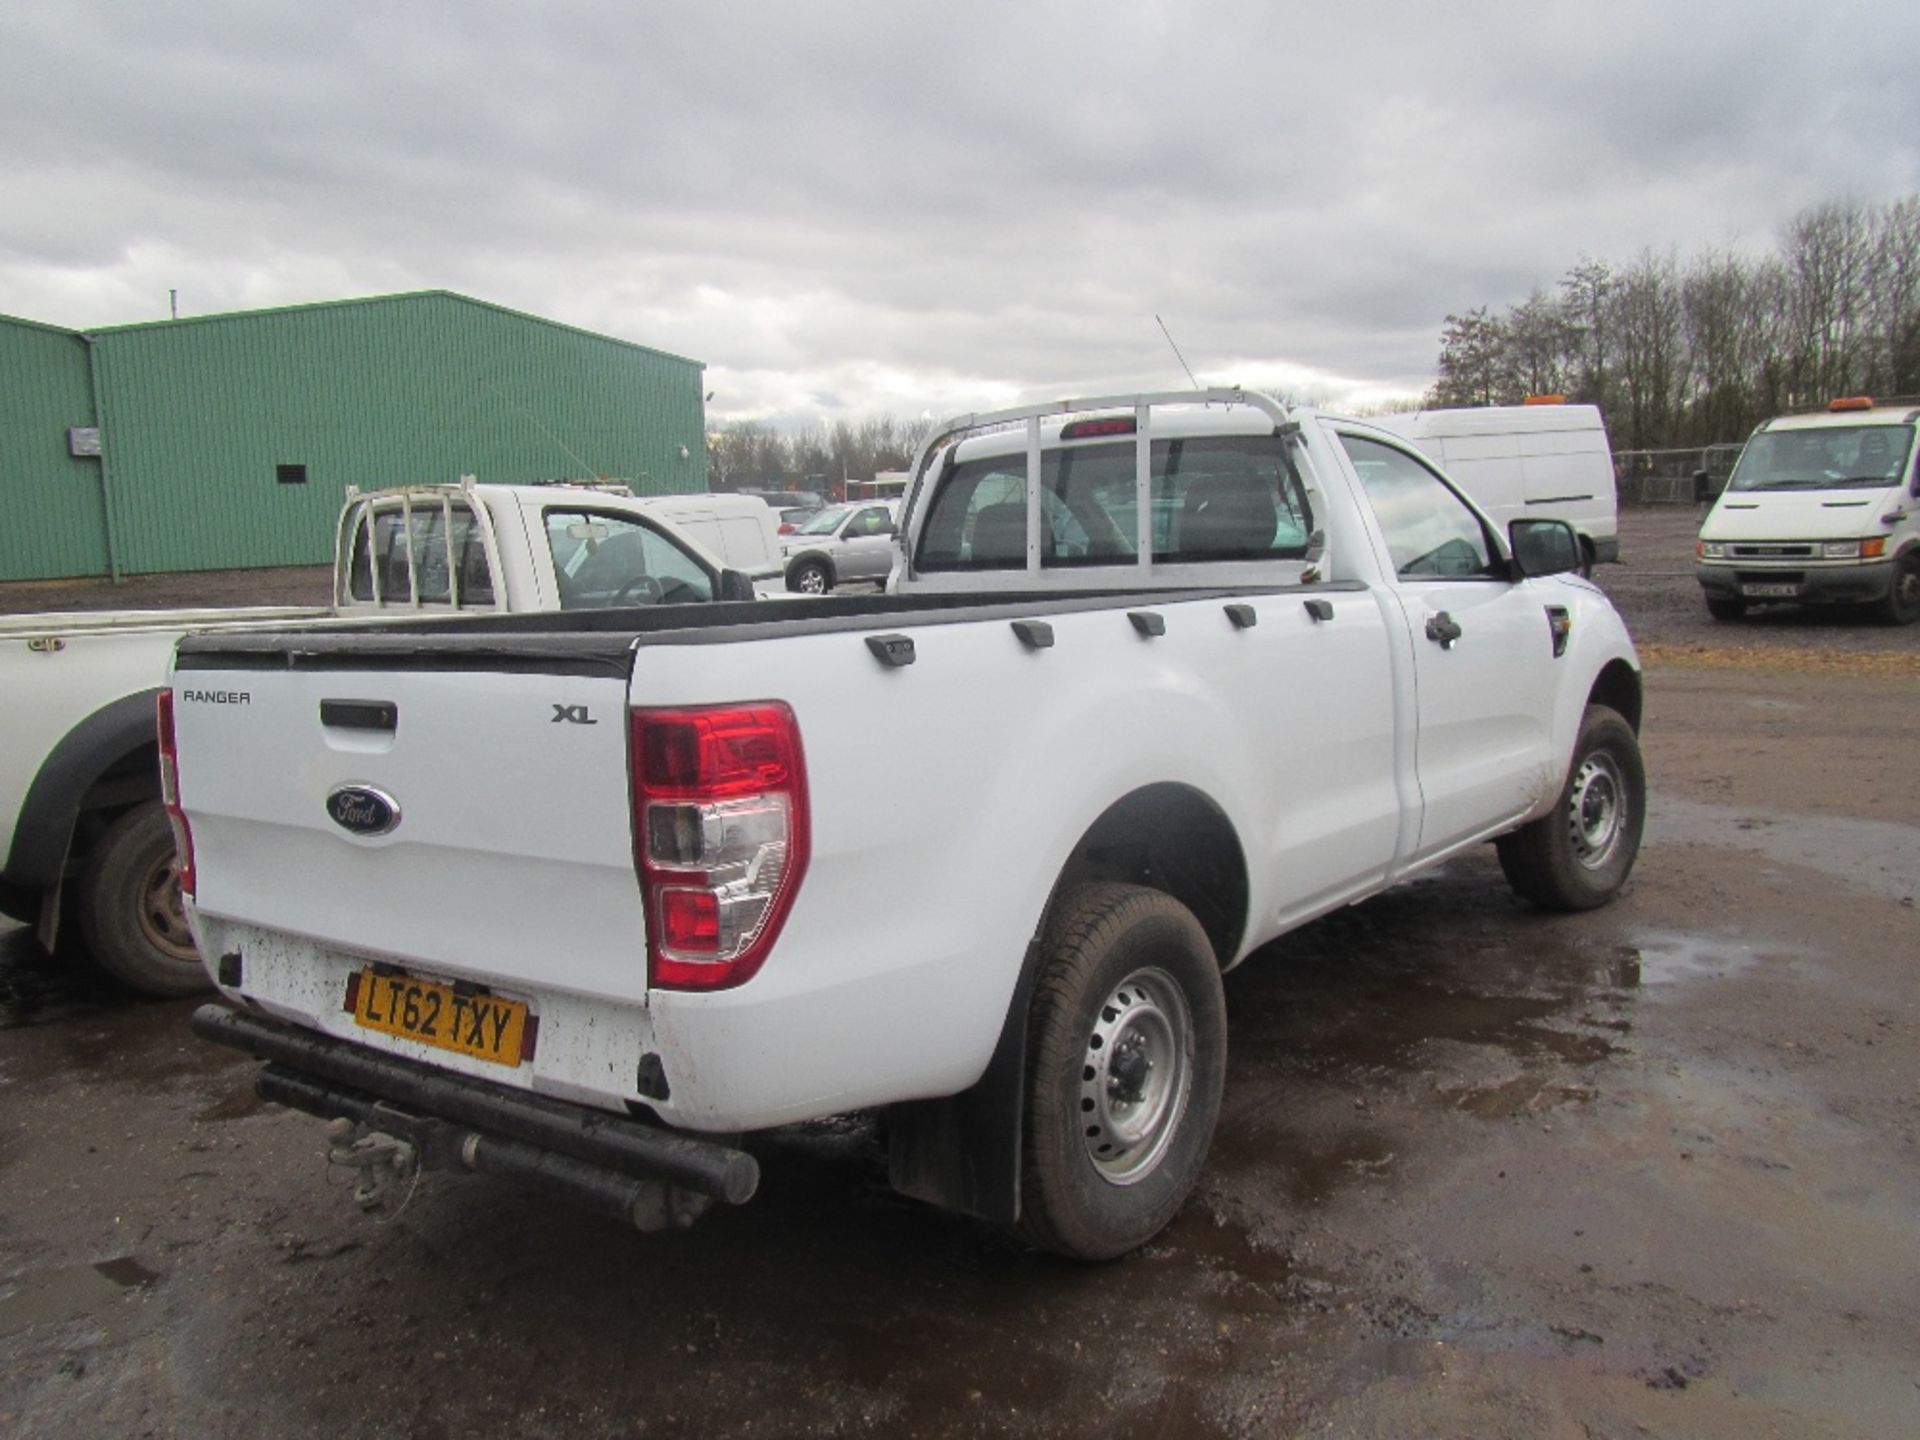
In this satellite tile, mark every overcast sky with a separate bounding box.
[3,2,1917,426]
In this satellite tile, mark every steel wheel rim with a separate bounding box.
[1079,966,1193,1185]
[137,852,199,962]
[1567,750,1627,870]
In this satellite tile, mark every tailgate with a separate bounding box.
[172,633,647,1006]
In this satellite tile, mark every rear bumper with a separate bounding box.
[192,1004,759,1223]
[1695,560,1894,605]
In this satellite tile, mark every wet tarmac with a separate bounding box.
[2,509,1917,1437]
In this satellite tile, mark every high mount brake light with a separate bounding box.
[1060,416,1136,440]
[156,690,196,897]
[630,704,809,991]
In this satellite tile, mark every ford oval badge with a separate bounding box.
[326,784,401,837]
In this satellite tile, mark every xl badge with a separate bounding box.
[326,784,401,837]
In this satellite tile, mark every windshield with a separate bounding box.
[1728,424,1914,492]
[795,504,853,536]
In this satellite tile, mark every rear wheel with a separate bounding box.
[1016,883,1226,1260]
[1496,705,1645,912]
[1880,549,1920,625]
[1705,594,1746,621]
[77,802,209,997]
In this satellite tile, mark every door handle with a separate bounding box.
[1425,611,1463,650]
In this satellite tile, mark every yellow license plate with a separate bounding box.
[349,968,528,1067]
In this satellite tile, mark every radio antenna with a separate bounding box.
[1156,315,1202,390]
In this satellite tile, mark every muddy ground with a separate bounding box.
[2,505,1916,1437]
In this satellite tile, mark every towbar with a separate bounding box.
[192,1004,759,1206]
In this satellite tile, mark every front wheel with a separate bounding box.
[1880,549,1920,625]
[77,802,210,997]
[1496,705,1645,911]
[1017,883,1226,1260]
[788,560,832,595]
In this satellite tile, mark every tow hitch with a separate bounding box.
[195,1005,756,1233]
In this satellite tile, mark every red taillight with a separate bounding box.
[1061,416,1136,440]
[630,704,809,991]
[778,522,797,534]
[156,690,196,897]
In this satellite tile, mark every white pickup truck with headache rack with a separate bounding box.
[2,477,759,995]
[175,389,1646,1258]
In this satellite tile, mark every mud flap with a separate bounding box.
[886,940,1040,1224]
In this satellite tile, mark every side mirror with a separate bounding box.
[1508,519,1580,579]
[717,568,757,602]
[1692,468,1711,504]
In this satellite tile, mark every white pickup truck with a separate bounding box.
[175,390,1645,1258]
[1,478,757,995]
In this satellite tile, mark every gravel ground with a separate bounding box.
[2,504,1916,1437]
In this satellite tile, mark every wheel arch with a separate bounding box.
[3,688,162,891]
[1587,657,1642,734]
[887,781,1248,1226]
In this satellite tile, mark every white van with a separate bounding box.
[633,493,785,593]
[1372,402,1618,568]
[1694,398,1920,624]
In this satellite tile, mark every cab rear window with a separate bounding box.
[914,436,1313,571]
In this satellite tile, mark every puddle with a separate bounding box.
[1623,929,1763,987]
[0,1257,159,1339]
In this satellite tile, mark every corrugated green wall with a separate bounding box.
[0,316,111,581]
[2,292,706,580]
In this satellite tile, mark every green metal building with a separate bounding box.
[0,291,707,582]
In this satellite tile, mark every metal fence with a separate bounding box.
[1611,443,1744,504]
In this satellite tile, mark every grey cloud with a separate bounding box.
[2,1,1916,420]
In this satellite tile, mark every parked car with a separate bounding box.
[1694,396,1920,623]
[782,501,900,593]
[175,388,1642,1258]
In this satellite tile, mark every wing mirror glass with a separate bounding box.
[717,568,758,602]
[1509,519,1580,579]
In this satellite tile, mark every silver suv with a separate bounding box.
[781,501,899,594]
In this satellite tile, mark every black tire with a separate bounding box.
[1016,883,1227,1260]
[787,559,832,595]
[1880,549,1920,625]
[76,802,209,997]
[1576,538,1596,580]
[1496,705,1645,912]
[1704,594,1746,621]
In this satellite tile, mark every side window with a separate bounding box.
[544,509,714,609]
[853,507,894,538]
[1339,433,1497,580]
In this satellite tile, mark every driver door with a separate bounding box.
[1337,432,1560,858]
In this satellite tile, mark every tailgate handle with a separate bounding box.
[320,699,399,733]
